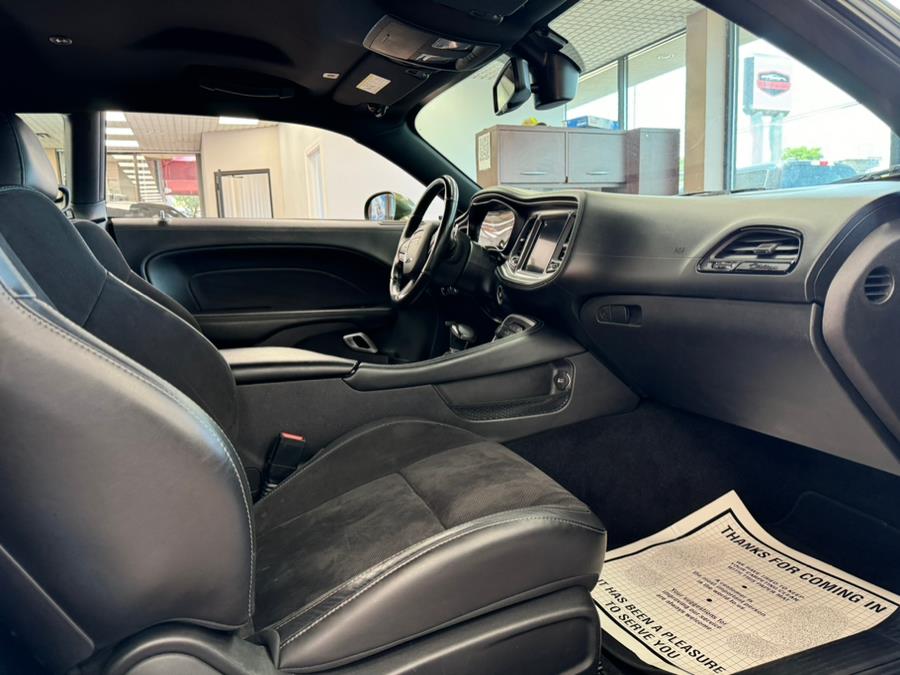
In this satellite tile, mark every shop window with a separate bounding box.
[565,62,620,127]
[19,113,68,190]
[732,28,893,190]
[305,144,326,219]
[626,35,687,189]
[104,112,432,221]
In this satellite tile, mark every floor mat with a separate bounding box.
[509,403,900,565]
[594,492,900,675]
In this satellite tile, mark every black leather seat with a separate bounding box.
[0,113,605,674]
[72,217,203,330]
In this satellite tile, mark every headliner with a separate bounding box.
[0,0,575,133]
[2,0,896,195]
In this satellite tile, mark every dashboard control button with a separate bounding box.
[596,305,612,323]
[596,304,631,324]
[736,261,791,273]
[610,305,630,323]
[553,372,571,391]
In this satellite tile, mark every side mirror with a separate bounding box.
[365,191,415,221]
[492,58,533,115]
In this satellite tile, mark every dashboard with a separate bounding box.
[467,196,578,287]
[458,182,900,478]
[477,208,516,251]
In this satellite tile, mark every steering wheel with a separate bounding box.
[389,175,459,305]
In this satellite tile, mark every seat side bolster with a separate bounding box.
[272,506,605,672]
[0,263,254,671]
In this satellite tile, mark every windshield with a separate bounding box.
[417,0,898,195]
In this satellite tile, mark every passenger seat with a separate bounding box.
[0,112,606,674]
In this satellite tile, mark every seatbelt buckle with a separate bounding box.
[263,432,315,494]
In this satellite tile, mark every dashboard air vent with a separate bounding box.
[863,266,894,304]
[699,227,802,274]
[507,215,538,271]
[546,213,576,274]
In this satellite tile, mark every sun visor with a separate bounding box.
[432,0,528,22]
[188,66,300,100]
[332,55,431,107]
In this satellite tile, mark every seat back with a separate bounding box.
[74,218,203,331]
[0,115,238,437]
[0,113,254,671]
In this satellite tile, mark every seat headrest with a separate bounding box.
[0,114,61,200]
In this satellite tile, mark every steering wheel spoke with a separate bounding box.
[389,176,459,305]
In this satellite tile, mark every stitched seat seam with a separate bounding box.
[277,513,603,648]
[0,286,256,619]
[263,505,597,633]
[398,470,446,529]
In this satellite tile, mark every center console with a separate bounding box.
[500,210,576,285]
[465,194,579,291]
[222,316,638,480]
[344,317,578,391]
[220,347,357,384]
[493,313,537,340]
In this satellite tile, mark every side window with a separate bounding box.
[103,112,431,221]
[733,28,893,188]
[19,113,68,191]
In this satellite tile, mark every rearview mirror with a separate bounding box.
[532,50,581,110]
[492,58,532,116]
[365,191,415,221]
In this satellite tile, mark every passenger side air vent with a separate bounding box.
[863,266,894,304]
[699,227,802,274]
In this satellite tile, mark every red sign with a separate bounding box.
[161,158,199,195]
[757,71,791,96]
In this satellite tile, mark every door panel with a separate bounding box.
[147,246,389,313]
[112,218,403,271]
[110,218,436,360]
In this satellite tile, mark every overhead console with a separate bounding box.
[363,15,498,71]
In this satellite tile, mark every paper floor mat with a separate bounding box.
[593,491,900,675]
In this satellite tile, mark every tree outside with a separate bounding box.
[782,146,823,161]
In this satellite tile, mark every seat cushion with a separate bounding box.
[253,418,605,672]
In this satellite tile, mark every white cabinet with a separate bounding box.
[475,124,680,194]
[566,129,625,186]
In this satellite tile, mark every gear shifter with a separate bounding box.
[447,321,476,352]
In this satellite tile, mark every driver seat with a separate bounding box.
[0,113,605,674]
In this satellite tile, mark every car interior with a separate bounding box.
[1,0,900,674]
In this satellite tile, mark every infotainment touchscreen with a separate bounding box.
[523,215,567,273]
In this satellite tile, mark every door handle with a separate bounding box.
[586,170,610,176]
[520,170,548,176]
[343,332,379,354]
